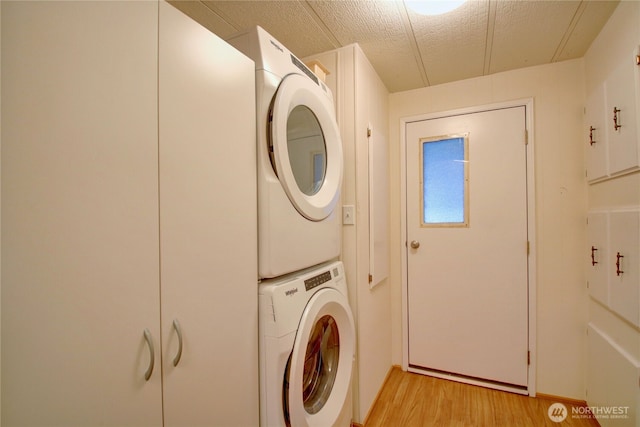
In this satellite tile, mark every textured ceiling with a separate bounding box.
[170,0,619,93]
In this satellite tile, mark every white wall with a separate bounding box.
[352,45,391,423]
[389,59,588,399]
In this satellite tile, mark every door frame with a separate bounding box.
[399,99,537,396]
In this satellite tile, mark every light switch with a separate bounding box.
[343,205,355,225]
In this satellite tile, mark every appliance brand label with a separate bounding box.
[285,287,298,297]
[270,39,283,53]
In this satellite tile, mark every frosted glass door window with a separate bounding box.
[421,135,468,226]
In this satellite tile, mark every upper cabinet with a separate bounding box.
[585,45,640,182]
[585,83,608,181]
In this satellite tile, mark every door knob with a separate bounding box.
[410,240,420,249]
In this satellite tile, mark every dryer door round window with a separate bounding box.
[270,73,343,221]
[284,288,355,427]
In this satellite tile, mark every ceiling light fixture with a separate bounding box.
[405,0,467,16]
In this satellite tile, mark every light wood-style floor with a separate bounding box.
[364,367,600,427]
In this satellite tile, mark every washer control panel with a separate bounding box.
[304,270,332,291]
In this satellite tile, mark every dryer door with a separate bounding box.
[270,73,343,221]
[284,288,355,427]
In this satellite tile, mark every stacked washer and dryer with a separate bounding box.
[227,27,356,427]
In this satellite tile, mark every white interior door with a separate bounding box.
[406,106,529,389]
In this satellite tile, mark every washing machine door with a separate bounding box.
[270,73,343,221]
[284,288,355,427]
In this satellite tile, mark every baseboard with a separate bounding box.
[536,393,589,407]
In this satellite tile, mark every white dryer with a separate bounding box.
[227,27,343,279]
[258,261,355,427]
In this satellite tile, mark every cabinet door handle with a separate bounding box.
[616,252,624,276]
[613,107,621,131]
[172,319,183,367]
[591,246,598,266]
[589,126,596,145]
[143,329,155,381]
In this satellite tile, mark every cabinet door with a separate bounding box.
[605,50,639,176]
[585,84,609,182]
[158,3,259,426]
[609,210,640,327]
[587,324,639,427]
[587,212,609,304]
[2,2,163,425]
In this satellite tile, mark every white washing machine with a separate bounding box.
[227,26,343,279]
[258,261,355,427]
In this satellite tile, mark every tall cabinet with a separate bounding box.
[1,2,258,426]
[583,2,640,426]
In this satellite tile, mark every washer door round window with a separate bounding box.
[302,315,338,414]
[284,288,355,427]
[287,105,327,197]
[270,73,343,221]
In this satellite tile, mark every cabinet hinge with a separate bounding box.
[527,351,531,365]
[524,130,529,145]
[526,241,530,255]
[368,274,373,283]
[367,126,372,138]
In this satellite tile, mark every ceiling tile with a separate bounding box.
[555,0,619,62]
[410,0,490,85]
[200,0,338,57]
[307,0,423,92]
[489,0,581,74]
[169,1,237,36]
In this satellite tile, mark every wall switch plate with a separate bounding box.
[343,205,355,225]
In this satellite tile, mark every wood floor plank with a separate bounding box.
[364,367,600,427]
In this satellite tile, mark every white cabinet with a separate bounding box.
[609,210,640,327]
[587,324,639,427]
[2,2,163,424]
[587,208,640,328]
[587,211,609,304]
[585,45,640,182]
[605,51,639,175]
[1,2,258,426]
[157,3,258,425]
[585,84,609,181]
